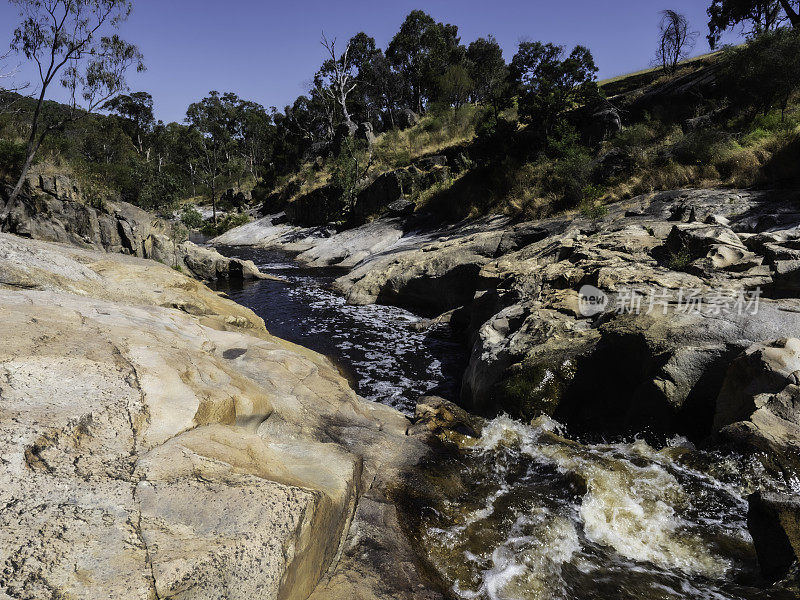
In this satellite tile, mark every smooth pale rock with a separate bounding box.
[0,233,436,600]
[296,219,405,268]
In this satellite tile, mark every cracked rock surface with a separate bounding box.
[0,234,435,600]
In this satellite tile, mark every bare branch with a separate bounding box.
[319,31,357,123]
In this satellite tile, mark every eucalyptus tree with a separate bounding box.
[105,91,154,156]
[707,0,799,47]
[510,41,599,135]
[317,33,358,125]
[6,0,144,204]
[386,10,465,112]
[466,36,509,117]
[185,91,238,223]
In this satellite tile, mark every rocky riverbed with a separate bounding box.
[212,186,800,596]
[1,181,800,598]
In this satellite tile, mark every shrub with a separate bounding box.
[672,130,738,166]
[578,184,608,219]
[611,123,656,149]
[668,244,694,271]
[180,206,204,229]
[0,139,26,180]
[201,212,250,236]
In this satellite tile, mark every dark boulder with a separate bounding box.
[415,155,448,170]
[285,184,344,226]
[588,108,623,143]
[352,171,406,223]
[748,491,800,583]
[333,120,358,152]
[355,122,377,146]
[591,147,635,182]
[396,108,420,130]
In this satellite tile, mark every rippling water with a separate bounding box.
[420,416,798,600]
[215,245,795,600]
[213,246,466,414]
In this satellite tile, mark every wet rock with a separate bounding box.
[716,339,800,478]
[412,396,484,439]
[747,491,800,583]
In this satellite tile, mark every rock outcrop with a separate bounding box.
[748,491,800,583]
[0,233,442,600]
[1,173,263,282]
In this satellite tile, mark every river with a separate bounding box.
[216,245,797,600]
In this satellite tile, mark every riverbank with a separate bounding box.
[212,239,800,599]
[0,233,453,600]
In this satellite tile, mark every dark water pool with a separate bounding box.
[213,246,466,414]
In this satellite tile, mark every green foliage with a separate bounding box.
[578,185,608,219]
[138,170,182,216]
[511,41,600,133]
[330,137,370,217]
[180,206,204,229]
[0,139,26,179]
[707,0,796,49]
[668,244,694,271]
[201,212,250,236]
[466,35,510,116]
[386,10,466,111]
[720,28,800,120]
[672,129,739,165]
[611,122,657,148]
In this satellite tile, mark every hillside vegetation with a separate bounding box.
[1,7,799,233]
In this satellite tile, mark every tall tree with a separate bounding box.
[185,91,237,223]
[720,26,800,120]
[466,36,509,117]
[316,33,358,125]
[655,10,697,74]
[707,0,799,48]
[105,91,154,155]
[6,0,144,205]
[438,64,474,108]
[510,41,599,134]
[386,10,465,112]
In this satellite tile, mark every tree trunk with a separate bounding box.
[778,0,800,26]
[8,149,38,206]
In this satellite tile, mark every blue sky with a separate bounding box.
[0,0,744,123]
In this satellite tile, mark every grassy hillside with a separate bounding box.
[261,49,799,226]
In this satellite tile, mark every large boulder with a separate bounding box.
[396,108,420,129]
[715,339,800,478]
[0,233,442,600]
[588,107,623,143]
[284,184,344,226]
[0,173,263,282]
[355,122,377,146]
[748,491,800,583]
